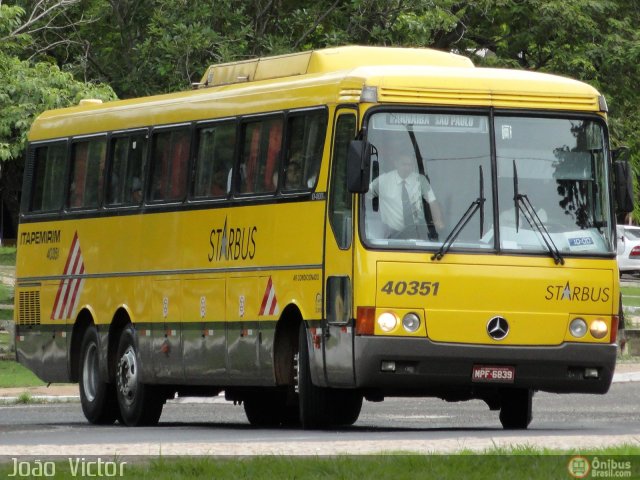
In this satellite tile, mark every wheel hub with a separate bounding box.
[82,343,98,402]
[117,346,138,405]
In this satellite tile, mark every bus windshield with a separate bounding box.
[362,111,614,256]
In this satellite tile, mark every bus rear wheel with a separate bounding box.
[499,388,533,429]
[115,325,165,426]
[79,326,119,425]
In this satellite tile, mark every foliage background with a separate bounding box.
[1,0,639,230]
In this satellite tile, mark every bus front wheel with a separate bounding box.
[243,388,298,427]
[499,388,533,429]
[79,326,119,425]
[297,323,362,429]
[115,325,165,426]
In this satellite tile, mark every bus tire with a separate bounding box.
[297,324,363,428]
[298,323,362,428]
[298,323,331,428]
[115,325,164,426]
[243,388,295,427]
[499,388,533,430]
[328,389,362,426]
[79,326,119,425]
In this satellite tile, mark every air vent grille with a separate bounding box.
[18,290,40,325]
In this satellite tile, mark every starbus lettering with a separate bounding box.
[20,230,61,246]
[544,282,610,303]
[208,217,257,262]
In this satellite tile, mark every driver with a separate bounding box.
[370,150,444,238]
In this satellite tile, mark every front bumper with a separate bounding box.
[355,336,617,397]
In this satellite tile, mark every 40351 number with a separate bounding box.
[380,281,440,296]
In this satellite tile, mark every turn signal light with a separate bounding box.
[610,315,619,343]
[356,307,375,335]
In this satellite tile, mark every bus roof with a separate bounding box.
[28,46,604,141]
[197,45,474,87]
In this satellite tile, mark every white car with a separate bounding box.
[617,225,640,274]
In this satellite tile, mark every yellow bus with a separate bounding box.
[15,46,633,429]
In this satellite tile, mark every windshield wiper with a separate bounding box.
[512,160,565,265]
[432,166,485,261]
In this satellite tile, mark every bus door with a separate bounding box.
[322,110,357,387]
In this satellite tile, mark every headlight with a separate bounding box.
[589,319,608,339]
[569,318,587,338]
[402,312,421,333]
[377,312,398,332]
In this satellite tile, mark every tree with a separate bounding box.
[0,3,115,234]
[4,0,640,225]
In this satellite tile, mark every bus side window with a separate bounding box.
[328,113,356,249]
[239,117,282,194]
[125,136,147,205]
[193,123,236,199]
[108,137,128,205]
[284,110,327,191]
[264,121,281,191]
[107,134,148,206]
[29,143,67,212]
[150,128,190,202]
[69,138,106,209]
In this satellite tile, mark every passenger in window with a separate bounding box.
[131,177,143,204]
[370,150,444,240]
[151,176,164,200]
[211,165,227,197]
[285,160,303,189]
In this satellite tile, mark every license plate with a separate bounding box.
[472,365,515,383]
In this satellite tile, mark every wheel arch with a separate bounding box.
[107,306,133,381]
[69,308,95,382]
[273,303,303,385]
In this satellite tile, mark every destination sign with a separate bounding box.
[373,113,488,132]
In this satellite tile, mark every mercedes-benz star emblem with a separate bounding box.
[487,316,509,340]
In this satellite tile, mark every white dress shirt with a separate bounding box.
[370,171,436,232]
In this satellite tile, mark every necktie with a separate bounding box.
[401,181,413,228]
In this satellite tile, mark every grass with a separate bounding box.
[621,285,640,296]
[0,360,45,388]
[0,246,15,266]
[0,447,638,479]
[622,285,640,311]
[0,283,12,304]
[0,331,10,350]
[623,298,640,308]
[15,391,32,404]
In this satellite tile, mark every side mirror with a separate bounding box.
[347,140,372,193]
[612,148,634,213]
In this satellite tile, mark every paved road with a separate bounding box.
[0,381,638,456]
